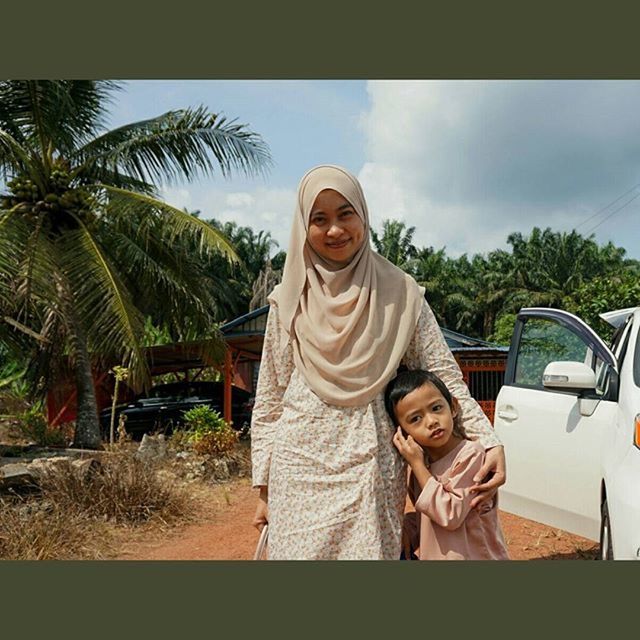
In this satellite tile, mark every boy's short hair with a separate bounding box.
[384,368,467,439]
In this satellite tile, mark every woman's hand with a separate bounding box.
[470,445,506,509]
[393,427,425,469]
[252,486,269,531]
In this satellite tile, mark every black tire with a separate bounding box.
[599,499,614,560]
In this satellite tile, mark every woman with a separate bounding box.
[251,165,505,560]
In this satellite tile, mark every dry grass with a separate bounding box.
[0,452,195,560]
[38,454,192,524]
[0,495,115,560]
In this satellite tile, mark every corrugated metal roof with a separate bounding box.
[220,305,270,334]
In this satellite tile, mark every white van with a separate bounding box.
[493,306,640,559]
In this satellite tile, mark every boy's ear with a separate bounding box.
[451,397,460,418]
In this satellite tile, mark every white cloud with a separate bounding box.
[225,192,255,208]
[159,186,192,210]
[152,81,640,261]
[359,80,640,257]
[187,186,296,253]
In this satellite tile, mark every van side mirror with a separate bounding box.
[542,361,596,391]
[543,361,600,417]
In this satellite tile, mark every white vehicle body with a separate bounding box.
[493,306,640,559]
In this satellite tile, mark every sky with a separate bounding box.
[109,80,640,260]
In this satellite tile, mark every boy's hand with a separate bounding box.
[393,427,425,468]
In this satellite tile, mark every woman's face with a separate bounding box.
[306,189,366,266]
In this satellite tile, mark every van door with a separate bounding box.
[494,308,618,541]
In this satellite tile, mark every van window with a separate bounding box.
[514,318,589,389]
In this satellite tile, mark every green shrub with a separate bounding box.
[14,407,71,447]
[0,362,30,415]
[178,405,239,457]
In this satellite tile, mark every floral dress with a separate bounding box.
[250,299,502,560]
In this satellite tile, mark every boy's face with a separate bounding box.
[394,382,459,450]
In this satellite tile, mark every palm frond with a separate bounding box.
[96,222,235,327]
[58,218,148,390]
[20,309,70,403]
[94,185,239,261]
[1,218,70,401]
[18,211,47,319]
[0,81,118,156]
[74,165,157,195]
[74,106,272,185]
[64,80,120,136]
[0,209,27,310]
[0,208,61,323]
[0,128,45,187]
[0,321,35,377]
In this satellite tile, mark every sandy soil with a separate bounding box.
[114,478,599,561]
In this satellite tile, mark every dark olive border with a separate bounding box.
[2,0,639,635]
[2,1,640,78]
[2,561,635,634]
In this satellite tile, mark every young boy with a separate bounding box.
[385,369,509,560]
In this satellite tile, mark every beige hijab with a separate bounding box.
[269,165,425,407]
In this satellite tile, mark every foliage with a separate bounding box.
[0,351,31,414]
[506,227,628,307]
[174,404,239,456]
[0,80,272,448]
[108,365,129,444]
[207,219,281,316]
[368,221,637,341]
[371,219,418,270]
[487,313,517,346]
[271,250,287,272]
[182,404,228,435]
[142,316,174,346]
[411,246,456,323]
[13,406,71,447]
[564,271,640,341]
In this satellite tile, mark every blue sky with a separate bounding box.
[109,80,640,260]
[110,80,367,189]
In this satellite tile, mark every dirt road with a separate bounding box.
[115,478,598,561]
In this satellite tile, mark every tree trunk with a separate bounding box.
[483,310,496,340]
[67,312,102,449]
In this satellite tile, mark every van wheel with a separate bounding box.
[599,499,614,560]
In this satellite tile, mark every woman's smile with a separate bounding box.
[326,238,351,249]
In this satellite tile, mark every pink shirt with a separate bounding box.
[411,439,509,560]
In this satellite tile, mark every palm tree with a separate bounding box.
[410,246,476,332]
[371,219,418,270]
[456,251,516,339]
[507,227,628,308]
[208,220,279,315]
[0,80,272,448]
